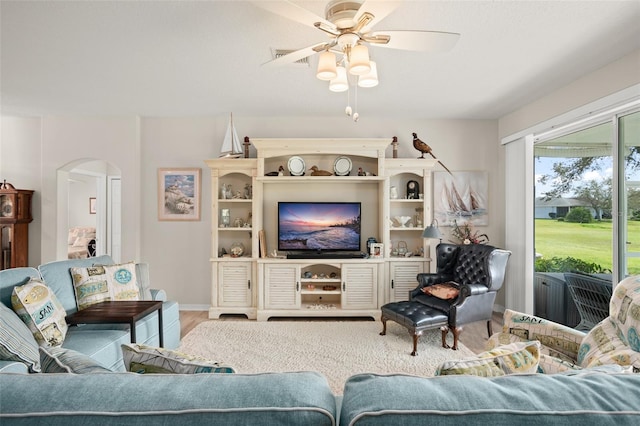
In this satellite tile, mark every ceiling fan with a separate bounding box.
[256,0,460,67]
[255,0,460,119]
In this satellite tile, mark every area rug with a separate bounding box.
[178,319,476,394]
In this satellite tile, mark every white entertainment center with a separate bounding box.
[205,138,439,321]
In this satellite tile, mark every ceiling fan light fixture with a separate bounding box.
[316,51,337,80]
[348,44,370,75]
[358,61,378,87]
[329,66,349,92]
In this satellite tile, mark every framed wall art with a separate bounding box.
[434,171,488,226]
[158,168,201,221]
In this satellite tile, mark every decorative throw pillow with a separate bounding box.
[70,262,140,310]
[422,282,459,300]
[435,356,505,377]
[121,343,235,374]
[134,263,153,300]
[11,279,68,347]
[0,302,41,372]
[499,308,584,361]
[436,341,541,376]
[39,346,112,373]
[578,317,640,370]
[537,353,581,374]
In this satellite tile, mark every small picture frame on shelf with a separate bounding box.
[370,243,384,258]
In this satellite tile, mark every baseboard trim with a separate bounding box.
[179,304,209,311]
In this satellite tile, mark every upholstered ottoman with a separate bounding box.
[380,301,449,356]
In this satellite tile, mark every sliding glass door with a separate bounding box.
[532,109,639,328]
[619,111,640,277]
[534,121,614,275]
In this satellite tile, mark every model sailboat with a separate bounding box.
[219,113,243,158]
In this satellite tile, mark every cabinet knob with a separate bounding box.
[296,282,299,292]
[342,282,346,292]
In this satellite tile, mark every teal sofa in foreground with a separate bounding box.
[2,261,640,425]
[1,369,639,425]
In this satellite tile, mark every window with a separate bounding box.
[531,110,640,328]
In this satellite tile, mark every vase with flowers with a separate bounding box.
[450,220,489,245]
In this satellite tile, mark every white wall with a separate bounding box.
[0,116,43,265]
[68,172,97,228]
[142,117,501,308]
[1,115,502,309]
[40,117,141,263]
[499,49,640,140]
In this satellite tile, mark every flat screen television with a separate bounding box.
[277,202,361,252]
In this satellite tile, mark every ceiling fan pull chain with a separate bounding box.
[353,84,359,122]
[345,83,352,117]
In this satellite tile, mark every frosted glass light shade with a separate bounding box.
[358,61,378,87]
[329,66,349,92]
[348,44,370,75]
[316,51,337,81]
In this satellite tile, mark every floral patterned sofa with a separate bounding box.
[487,275,640,373]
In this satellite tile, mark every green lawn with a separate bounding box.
[535,219,640,274]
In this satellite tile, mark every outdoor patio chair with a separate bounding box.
[564,272,613,331]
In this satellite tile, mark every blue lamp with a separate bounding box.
[422,219,442,242]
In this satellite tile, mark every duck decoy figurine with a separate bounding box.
[310,165,333,176]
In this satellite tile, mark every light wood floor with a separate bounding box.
[179,310,502,355]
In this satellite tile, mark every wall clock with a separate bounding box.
[406,180,420,199]
[0,195,13,218]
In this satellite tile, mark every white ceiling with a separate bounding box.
[1,0,639,119]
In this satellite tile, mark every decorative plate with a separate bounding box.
[333,156,352,176]
[288,156,306,176]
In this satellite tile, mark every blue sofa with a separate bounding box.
[339,372,640,425]
[1,369,639,425]
[2,262,640,425]
[0,255,180,372]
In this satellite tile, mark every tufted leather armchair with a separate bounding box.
[410,243,511,350]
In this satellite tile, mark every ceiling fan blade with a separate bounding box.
[252,1,335,30]
[366,30,460,52]
[262,43,329,67]
[354,0,402,32]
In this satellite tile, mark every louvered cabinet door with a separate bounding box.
[389,261,424,302]
[218,262,253,307]
[264,264,300,309]
[342,264,377,309]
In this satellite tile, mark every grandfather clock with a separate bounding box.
[0,180,34,270]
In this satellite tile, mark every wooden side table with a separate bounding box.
[66,301,164,347]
